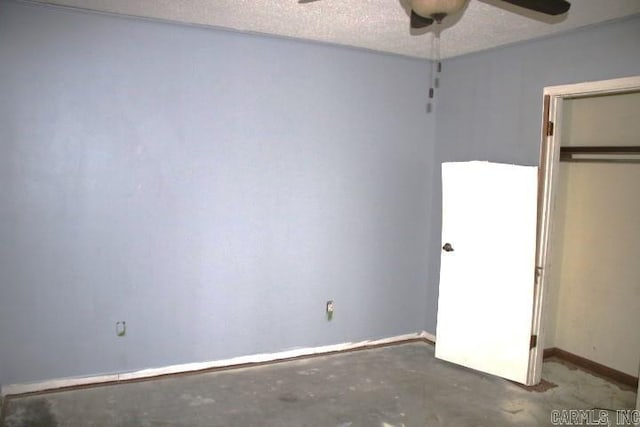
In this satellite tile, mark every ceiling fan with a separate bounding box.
[298,0,571,30]
[409,0,571,29]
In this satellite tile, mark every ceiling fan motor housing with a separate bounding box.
[411,0,469,19]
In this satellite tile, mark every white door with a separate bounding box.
[435,161,538,385]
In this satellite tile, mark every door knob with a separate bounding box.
[442,243,454,252]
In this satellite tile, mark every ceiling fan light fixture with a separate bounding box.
[411,0,468,20]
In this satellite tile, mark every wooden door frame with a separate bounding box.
[528,75,640,386]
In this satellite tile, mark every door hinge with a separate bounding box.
[530,335,538,350]
[542,94,553,138]
[535,266,543,279]
[547,121,554,136]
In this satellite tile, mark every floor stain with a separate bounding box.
[278,392,299,403]
[4,399,57,427]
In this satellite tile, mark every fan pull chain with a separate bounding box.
[435,26,441,89]
[427,25,442,113]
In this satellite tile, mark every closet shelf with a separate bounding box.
[559,146,640,163]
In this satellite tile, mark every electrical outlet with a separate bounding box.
[326,300,334,321]
[116,321,126,337]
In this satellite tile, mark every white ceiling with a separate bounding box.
[30,0,640,59]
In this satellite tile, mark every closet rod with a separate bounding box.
[560,146,640,163]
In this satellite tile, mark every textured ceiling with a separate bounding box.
[29,0,640,59]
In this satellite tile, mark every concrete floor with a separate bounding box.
[1,342,636,427]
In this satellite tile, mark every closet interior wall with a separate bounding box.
[545,92,640,377]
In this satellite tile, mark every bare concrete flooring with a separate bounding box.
[1,342,636,427]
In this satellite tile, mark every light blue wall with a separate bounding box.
[425,15,640,333]
[0,0,435,386]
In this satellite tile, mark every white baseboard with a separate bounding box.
[2,331,435,397]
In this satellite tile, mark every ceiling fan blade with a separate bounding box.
[298,0,322,3]
[411,10,434,29]
[499,0,570,15]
